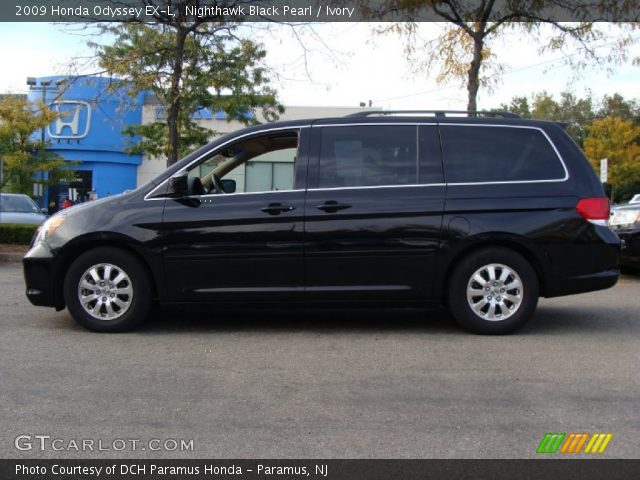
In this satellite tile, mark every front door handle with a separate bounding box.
[261,203,295,215]
[316,200,352,213]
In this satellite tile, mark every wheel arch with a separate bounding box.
[440,238,547,303]
[54,233,160,309]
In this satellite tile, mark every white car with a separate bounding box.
[629,194,640,204]
[0,193,48,225]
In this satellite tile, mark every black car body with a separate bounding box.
[610,203,640,269]
[24,111,620,333]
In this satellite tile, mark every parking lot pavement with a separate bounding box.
[1,262,638,459]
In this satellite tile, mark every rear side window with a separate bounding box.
[318,126,417,188]
[440,126,566,183]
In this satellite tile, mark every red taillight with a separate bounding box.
[576,197,610,221]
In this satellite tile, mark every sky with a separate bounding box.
[1,22,638,110]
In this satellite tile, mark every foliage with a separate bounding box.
[499,91,595,146]
[92,11,285,165]
[0,96,69,195]
[583,117,640,203]
[356,1,638,111]
[0,223,38,245]
[495,90,640,202]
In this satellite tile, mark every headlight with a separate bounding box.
[36,215,65,243]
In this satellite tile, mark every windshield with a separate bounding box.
[0,195,39,213]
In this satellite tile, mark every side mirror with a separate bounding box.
[168,171,188,197]
[40,208,48,215]
[221,179,236,194]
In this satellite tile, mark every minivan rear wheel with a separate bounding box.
[63,247,151,332]
[448,247,539,334]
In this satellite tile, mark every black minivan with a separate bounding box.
[24,111,619,334]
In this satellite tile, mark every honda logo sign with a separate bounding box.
[48,101,92,140]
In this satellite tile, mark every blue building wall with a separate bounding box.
[27,76,143,204]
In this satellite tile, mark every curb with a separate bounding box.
[0,252,25,263]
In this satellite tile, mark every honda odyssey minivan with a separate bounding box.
[24,111,620,333]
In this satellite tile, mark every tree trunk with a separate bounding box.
[166,28,187,167]
[466,36,484,113]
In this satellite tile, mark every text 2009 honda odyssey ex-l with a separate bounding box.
[24,111,620,334]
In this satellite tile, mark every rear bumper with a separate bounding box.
[617,230,640,268]
[23,242,61,308]
[543,224,620,297]
[545,268,619,297]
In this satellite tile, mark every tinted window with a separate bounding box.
[318,126,417,188]
[418,126,444,184]
[440,126,565,183]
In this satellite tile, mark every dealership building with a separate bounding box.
[27,76,367,208]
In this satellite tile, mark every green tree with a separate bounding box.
[499,91,595,146]
[498,90,640,147]
[0,96,68,195]
[583,116,640,203]
[598,93,639,121]
[92,7,284,166]
[355,1,637,112]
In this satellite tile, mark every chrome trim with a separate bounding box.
[308,183,446,192]
[144,125,310,201]
[188,188,304,200]
[145,122,569,200]
[312,122,437,127]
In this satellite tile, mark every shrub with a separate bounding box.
[0,223,38,245]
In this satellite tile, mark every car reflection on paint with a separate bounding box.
[0,193,48,225]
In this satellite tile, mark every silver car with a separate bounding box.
[0,193,47,225]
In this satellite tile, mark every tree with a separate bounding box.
[494,90,640,200]
[499,91,594,146]
[598,93,639,121]
[0,96,68,195]
[356,1,637,111]
[92,4,284,166]
[583,116,640,203]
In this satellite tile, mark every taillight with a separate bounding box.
[576,197,610,225]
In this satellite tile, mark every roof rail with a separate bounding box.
[346,110,521,119]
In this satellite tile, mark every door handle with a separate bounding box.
[261,203,295,215]
[316,200,351,213]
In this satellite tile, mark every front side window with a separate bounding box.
[440,125,566,183]
[318,126,417,188]
[188,132,298,194]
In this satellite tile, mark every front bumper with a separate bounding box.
[23,241,62,308]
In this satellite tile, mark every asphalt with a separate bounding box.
[0,262,638,459]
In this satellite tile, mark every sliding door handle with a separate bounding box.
[316,200,351,213]
[261,203,295,215]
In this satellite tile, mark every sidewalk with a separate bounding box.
[0,244,28,263]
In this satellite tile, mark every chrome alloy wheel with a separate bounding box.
[77,263,133,321]
[466,263,523,321]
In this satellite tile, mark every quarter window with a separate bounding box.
[318,126,417,188]
[440,126,566,183]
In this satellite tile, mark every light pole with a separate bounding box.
[26,77,65,208]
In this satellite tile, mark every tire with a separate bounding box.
[448,247,539,334]
[63,247,152,332]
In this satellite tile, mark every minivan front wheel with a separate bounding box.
[64,247,152,332]
[448,247,539,334]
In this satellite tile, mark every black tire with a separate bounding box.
[448,247,539,334]
[63,247,152,332]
